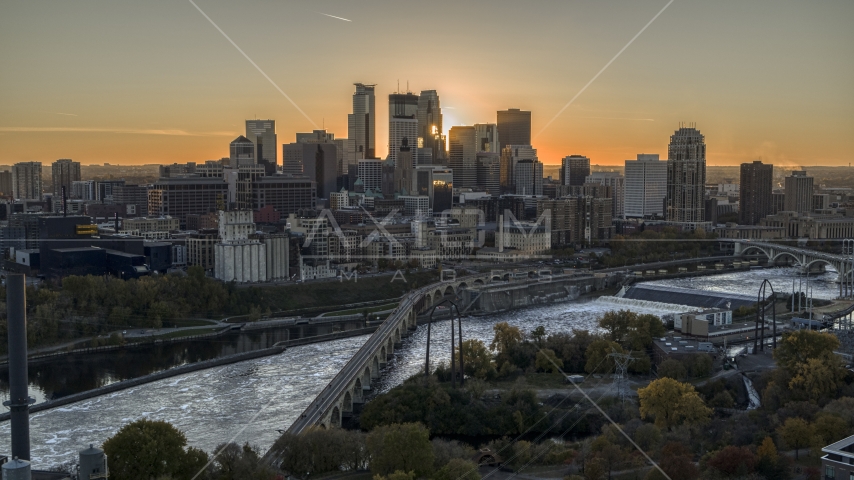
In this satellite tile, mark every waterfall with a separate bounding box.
[593,296,700,314]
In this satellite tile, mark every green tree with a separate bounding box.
[103,419,208,480]
[777,417,813,459]
[598,310,635,343]
[637,378,711,430]
[210,443,276,480]
[625,314,666,351]
[367,423,435,477]
[657,359,687,380]
[812,413,850,446]
[432,458,480,480]
[530,325,546,345]
[535,349,563,374]
[774,330,840,373]
[456,339,496,380]
[706,446,757,477]
[584,340,623,374]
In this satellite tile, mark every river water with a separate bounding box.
[0,267,837,467]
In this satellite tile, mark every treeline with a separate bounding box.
[0,267,439,352]
[603,228,718,268]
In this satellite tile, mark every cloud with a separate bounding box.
[316,12,352,22]
[0,127,234,137]
[55,112,78,117]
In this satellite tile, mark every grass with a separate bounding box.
[323,303,399,317]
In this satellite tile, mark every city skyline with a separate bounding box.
[1,0,852,167]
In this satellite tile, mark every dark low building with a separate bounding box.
[41,247,107,279]
[106,249,149,279]
[144,242,172,273]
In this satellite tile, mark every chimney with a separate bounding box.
[61,185,67,217]
[498,213,504,253]
[4,274,33,461]
[114,212,119,233]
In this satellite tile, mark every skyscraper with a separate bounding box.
[476,152,501,195]
[357,159,383,193]
[586,172,625,219]
[283,143,338,200]
[448,126,477,189]
[11,162,42,200]
[230,135,255,167]
[474,123,500,153]
[560,155,590,186]
[388,92,419,168]
[666,126,707,225]
[500,145,537,193]
[513,159,543,196]
[51,158,81,197]
[497,108,531,151]
[349,83,376,159]
[245,120,277,175]
[624,154,667,218]
[417,90,445,164]
[784,170,814,214]
[739,161,774,225]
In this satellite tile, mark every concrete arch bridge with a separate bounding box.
[733,240,853,280]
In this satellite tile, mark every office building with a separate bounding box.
[282,142,337,200]
[334,138,358,176]
[250,175,316,215]
[500,145,537,193]
[476,152,501,195]
[97,180,126,203]
[148,177,229,226]
[784,170,814,214]
[71,180,96,201]
[739,161,774,225]
[625,154,667,218]
[229,135,255,167]
[245,120,277,175]
[394,142,416,195]
[417,90,445,164]
[296,129,335,144]
[560,155,590,186]
[0,170,12,196]
[114,184,150,217]
[389,92,419,167]
[497,108,531,150]
[415,166,453,213]
[349,83,376,159]
[586,172,625,219]
[448,126,478,189]
[665,126,707,224]
[51,159,81,197]
[357,159,384,193]
[514,159,543,196]
[474,123,500,153]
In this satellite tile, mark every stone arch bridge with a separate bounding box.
[283,270,553,434]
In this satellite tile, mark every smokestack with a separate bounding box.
[114,212,119,233]
[498,213,504,253]
[4,274,33,461]
[61,186,67,217]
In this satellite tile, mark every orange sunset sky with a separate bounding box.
[1,0,852,167]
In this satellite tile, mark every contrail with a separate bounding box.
[317,12,352,22]
[536,0,675,138]
[188,0,319,128]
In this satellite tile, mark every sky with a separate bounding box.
[1,0,852,167]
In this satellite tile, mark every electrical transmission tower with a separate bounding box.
[609,349,635,402]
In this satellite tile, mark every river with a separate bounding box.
[0,267,837,467]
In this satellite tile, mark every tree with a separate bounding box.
[598,310,636,343]
[432,458,481,480]
[373,471,415,480]
[489,322,523,356]
[210,443,276,480]
[535,349,563,374]
[103,419,208,480]
[530,325,546,345]
[777,417,814,459]
[584,340,623,374]
[626,314,666,351]
[757,437,778,462]
[633,424,662,452]
[774,330,840,373]
[789,353,847,401]
[637,378,711,430]
[706,446,757,477]
[812,413,850,446]
[457,339,496,380]
[657,359,687,380]
[822,397,854,426]
[366,423,434,477]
